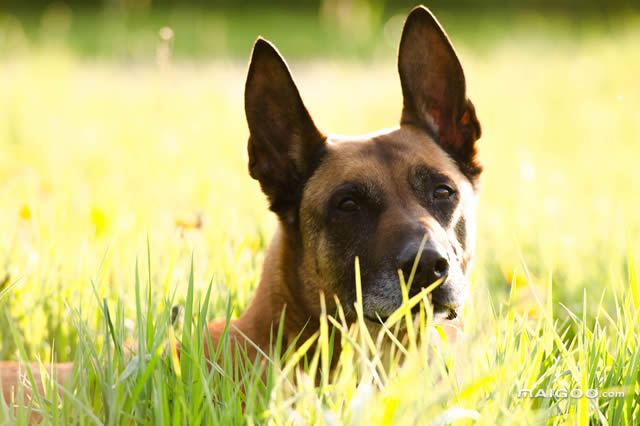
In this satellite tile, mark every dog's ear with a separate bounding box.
[398,6,482,178]
[245,38,326,224]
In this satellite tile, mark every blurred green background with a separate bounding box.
[2,0,640,60]
[1,0,639,363]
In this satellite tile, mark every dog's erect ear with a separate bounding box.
[245,38,326,224]
[398,6,482,178]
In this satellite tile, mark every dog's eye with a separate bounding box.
[433,185,454,199]
[338,198,359,212]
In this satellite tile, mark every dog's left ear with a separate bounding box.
[245,38,326,224]
[398,6,482,178]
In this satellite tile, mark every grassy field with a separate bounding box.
[1,7,640,424]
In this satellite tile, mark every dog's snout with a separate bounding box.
[396,244,449,291]
[395,242,464,314]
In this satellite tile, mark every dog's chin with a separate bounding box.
[438,306,459,321]
[362,305,459,327]
[362,313,390,325]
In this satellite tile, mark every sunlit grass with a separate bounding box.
[2,248,638,424]
[1,11,640,424]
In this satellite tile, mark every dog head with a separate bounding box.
[244,6,482,323]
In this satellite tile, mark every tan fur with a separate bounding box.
[1,361,73,422]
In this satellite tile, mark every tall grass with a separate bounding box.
[1,246,638,424]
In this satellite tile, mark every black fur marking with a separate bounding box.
[409,165,458,227]
[323,181,384,220]
[321,181,383,306]
[454,216,467,252]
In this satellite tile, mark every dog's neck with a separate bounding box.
[220,225,319,358]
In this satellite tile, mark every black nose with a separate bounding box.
[396,243,449,296]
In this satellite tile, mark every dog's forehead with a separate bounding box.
[328,127,456,168]
[305,126,470,202]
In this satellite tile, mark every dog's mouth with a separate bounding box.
[363,305,457,324]
[364,313,390,323]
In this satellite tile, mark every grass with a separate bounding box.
[1,8,640,425]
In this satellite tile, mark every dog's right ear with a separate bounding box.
[398,6,482,179]
[245,38,326,224]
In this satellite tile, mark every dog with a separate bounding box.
[1,5,481,411]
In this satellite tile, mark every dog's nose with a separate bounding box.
[396,244,449,294]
